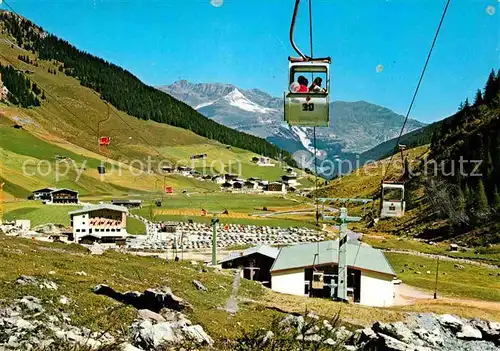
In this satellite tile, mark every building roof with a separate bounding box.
[51,188,79,194]
[33,187,57,193]
[68,204,129,216]
[112,199,142,204]
[219,245,280,264]
[271,240,395,276]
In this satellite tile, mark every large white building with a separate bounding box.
[270,241,396,307]
[68,204,129,243]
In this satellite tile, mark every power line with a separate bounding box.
[382,0,451,181]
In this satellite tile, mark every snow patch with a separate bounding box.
[223,89,273,114]
[194,100,217,110]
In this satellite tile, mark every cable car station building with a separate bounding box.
[69,204,129,244]
[270,241,396,307]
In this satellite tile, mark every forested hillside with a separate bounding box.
[0,63,41,107]
[407,69,500,244]
[0,10,297,166]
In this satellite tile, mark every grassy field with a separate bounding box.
[2,203,82,227]
[0,234,280,344]
[126,217,146,235]
[362,234,500,264]
[386,252,500,302]
[0,234,498,349]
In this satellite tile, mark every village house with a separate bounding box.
[282,174,298,186]
[176,166,192,177]
[219,245,279,288]
[31,188,79,204]
[212,175,225,184]
[264,182,286,194]
[111,199,143,209]
[68,204,128,244]
[270,241,396,307]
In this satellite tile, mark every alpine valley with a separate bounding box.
[159,80,426,170]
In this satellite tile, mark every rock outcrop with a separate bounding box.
[92,284,192,312]
[350,313,499,351]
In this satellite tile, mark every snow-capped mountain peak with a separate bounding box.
[223,88,273,114]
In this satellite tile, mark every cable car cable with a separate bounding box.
[382,0,451,183]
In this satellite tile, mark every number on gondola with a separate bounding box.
[302,103,315,111]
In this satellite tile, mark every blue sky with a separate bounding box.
[1,0,499,123]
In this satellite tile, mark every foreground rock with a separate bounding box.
[93,284,192,312]
[0,297,115,350]
[131,308,213,349]
[349,313,499,350]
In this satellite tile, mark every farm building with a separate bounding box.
[282,174,298,186]
[50,189,79,204]
[270,241,396,307]
[225,174,239,182]
[32,188,57,201]
[68,204,129,243]
[244,180,258,190]
[111,199,143,209]
[219,245,279,288]
[212,175,225,184]
[264,182,286,194]
[32,188,79,204]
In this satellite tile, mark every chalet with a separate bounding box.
[271,241,396,307]
[225,174,239,182]
[265,182,286,194]
[68,204,128,243]
[244,181,258,190]
[212,175,225,184]
[233,181,244,190]
[50,189,79,204]
[32,188,57,201]
[282,174,298,186]
[202,174,213,180]
[161,166,174,173]
[219,245,280,288]
[176,166,192,176]
[221,182,233,190]
[256,156,274,167]
[111,199,143,209]
[190,154,208,160]
[248,177,260,182]
[32,188,79,204]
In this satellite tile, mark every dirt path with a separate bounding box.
[394,283,500,314]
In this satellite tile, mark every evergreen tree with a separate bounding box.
[474,179,489,217]
[484,69,497,104]
[493,185,500,213]
[473,89,484,106]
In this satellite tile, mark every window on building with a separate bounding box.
[76,229,80,232]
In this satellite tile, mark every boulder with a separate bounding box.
[456,324,482,340]
[439,314,463,331]
[138,309,166,323]
[377,333,430,351]
[372,321,416,344]
[192,280,208,291]
[16,275,37,286]
[183,324,214,345]
[93,284,192,312]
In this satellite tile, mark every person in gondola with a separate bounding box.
[297,75,309,92]
[309,77,325,93]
